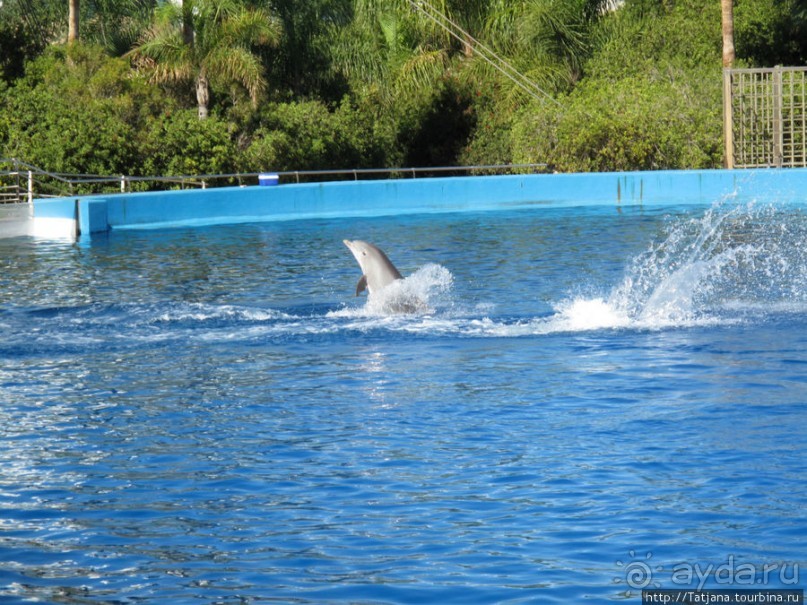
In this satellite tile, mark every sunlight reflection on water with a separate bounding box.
[1,203,806,603]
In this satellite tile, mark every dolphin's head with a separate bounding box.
[343,239,403,293]
[343,239,377,271]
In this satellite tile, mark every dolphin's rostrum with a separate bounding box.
[343,239,403,296]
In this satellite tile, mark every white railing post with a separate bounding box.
[27,170,33,204]
[121,175,126,193]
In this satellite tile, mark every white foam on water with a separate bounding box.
[551,297,631,331]
[383,300,630,338]
[101,201,807,344]
[606,201,807,328]
[328,263,455,318]
[322,200,807,338]
[154,303,294,323]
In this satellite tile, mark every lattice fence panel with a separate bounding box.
[781,69,807,167]
[725,67,807,168]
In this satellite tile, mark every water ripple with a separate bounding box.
[1,204,806,602]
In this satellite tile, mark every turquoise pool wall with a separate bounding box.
[32,168,807,236]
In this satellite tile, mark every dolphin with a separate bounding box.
[343,239,403,296]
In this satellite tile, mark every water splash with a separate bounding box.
[154,303,292,323]
[330,263,455,317]
[605,201,807,328]
[12,202,802,349]
[323,201,806,336]
[552,297,631,331]
[401,200,807,337]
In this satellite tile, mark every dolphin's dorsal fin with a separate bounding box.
[355,274,368,296]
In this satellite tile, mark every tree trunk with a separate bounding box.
[182,0,194,47]
[196,72,210,119]
[68,0,80,44]
[721,0,735,68]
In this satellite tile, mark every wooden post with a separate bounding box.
[723,69,735,169]
[773,66,783,168]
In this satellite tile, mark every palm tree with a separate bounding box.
[721,0,734,68]
[331,0,448,104]
[478,0,599,97]
[268,0,353,97]
[129,0,281,119]
[341,0,601,105]
[68,0,79,43]
[81,0,159,56]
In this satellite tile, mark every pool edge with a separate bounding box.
[25,167,807,240]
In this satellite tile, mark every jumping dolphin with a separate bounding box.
[343,239,403,296]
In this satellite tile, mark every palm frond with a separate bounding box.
[395,47,449,96]
[196,0,241,26]
[150,1,183,29]
[221,8,282,48]
[127,0,281,112]
[128,20,195,85]
[522,0,589,62]
[204,44,266,104]
[483,0,528,54]
[330,22,390,84]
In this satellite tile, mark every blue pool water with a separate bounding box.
[1,201,806,603]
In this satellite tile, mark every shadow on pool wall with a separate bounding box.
[29,168,807,240]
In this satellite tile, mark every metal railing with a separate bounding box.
[0,159,37,204]
[0,158,209,203]
[723,66,807,168]
[0,159,548,203]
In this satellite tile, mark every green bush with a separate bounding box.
[243,98,394,172]
[1,56,137,177]
[0,19,44,83]
[512,68,723,172]
[501,0,725,172]
[458,100,516,169]
[0,46,169,181]
[396,84,476,169]
[140,110,238,178]
[586,0,722,81]
[735,0,807,66]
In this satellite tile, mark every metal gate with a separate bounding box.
[723,66,807,168]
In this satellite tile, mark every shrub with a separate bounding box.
[2,73,139,177]
[243,98,393,172]
[0,46,169,181]
[140,110,238,178]
[735,0,807,66]
[506,0,725,172]
[513,68,723,172]
[457,100,516,169]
